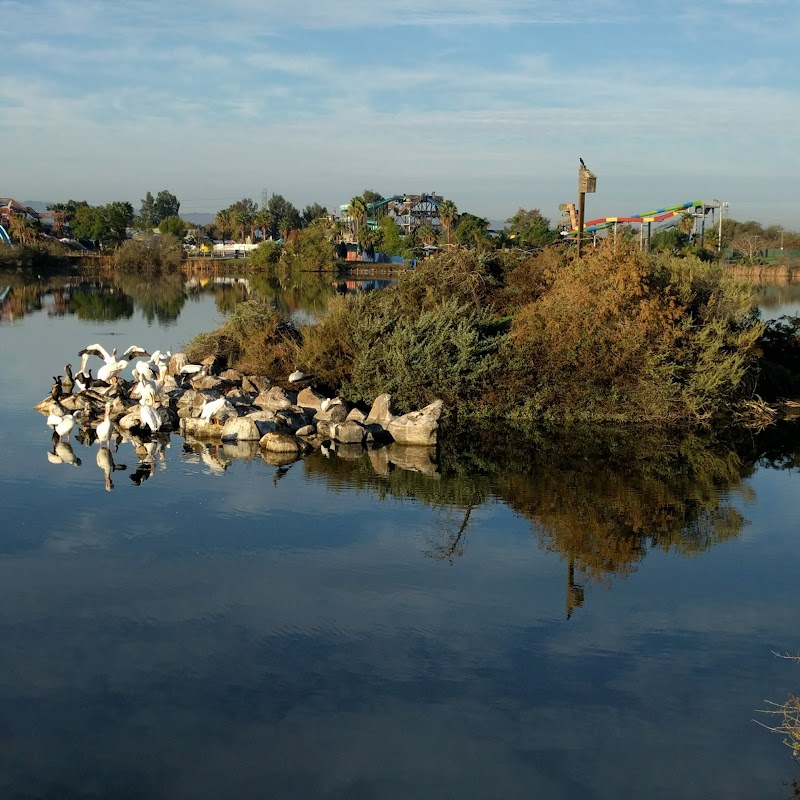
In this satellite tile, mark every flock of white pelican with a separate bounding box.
[42,342,217,490]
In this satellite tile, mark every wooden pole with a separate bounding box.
[576,190,586,259]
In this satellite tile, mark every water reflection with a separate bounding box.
[37,412,785,606]
[0,271,365,326]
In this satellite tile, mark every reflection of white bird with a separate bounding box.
[48,440,82,466]
[96,446,126,490]
[96,402,113,447]
[200,397,233,424]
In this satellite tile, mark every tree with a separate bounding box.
[7,214,37,245]
[733,227,767,265]
[454,213,491,250]
[266,194,301,239]
[137,191,157,230]
[438,199,458,245]
[362,189,384,205]
[302,203,328,227]
[153,190,180,224]
[159,215,188,240]
[416,223,437,246]
[349,195,367,242]
[70,201,133,249]
[504,208,558,249]
[215,208,234,242]
[377,215,406,257]
[254,208,273,242]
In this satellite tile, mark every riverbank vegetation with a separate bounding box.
[185,241,785,426]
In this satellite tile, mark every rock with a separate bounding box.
[177,388,218,409]
[259,431,304,453]
[254,386,295,411]
[219,368,244,382]
[346,407,367,424]
[242,375,270,394]
[331,420,368,445]
[295,424,316,438]
[365,393,395,427]
[315,419,335,439]
[275,408,310,432]
[330,442,364,461]
[221,416,262,442]
[297,386,327,413]
[192,375,224,391]
[386,399,443,446]
[261,449,302,467]
[180,417,225,439]
[314,403,349,423]
[245,410,278,436]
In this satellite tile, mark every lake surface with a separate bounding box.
[1,274,799,799]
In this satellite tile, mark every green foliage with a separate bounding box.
[281,224,337,272]
[302,203,328,226]
[376,215,407,257]
[158,216,188,240]
[454,213,491,249]
[0,243,74,277]
[137,189,180,230]
[266,193,302,238]
[71,201,134,248]
[247,240,283,269]
[504,207,559,249]
[185,298,299,376]
[114,234,183,275]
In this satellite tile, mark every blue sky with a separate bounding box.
[2,0,798,226]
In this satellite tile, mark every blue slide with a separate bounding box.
[0,225,11,246]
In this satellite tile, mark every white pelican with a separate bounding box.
[79,343,117,365]
[199,396,234,424]
[123,345,150,359]
[97,356,128,383]
[47,410,82,441]
[95,402,113,447]
[288,370,309,383]
[139,403,161,433]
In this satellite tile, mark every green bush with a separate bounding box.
[114,234,183,275]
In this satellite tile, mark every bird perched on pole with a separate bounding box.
[579,157,586,167]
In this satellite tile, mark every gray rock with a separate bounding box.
[297,386,327,413]
[167,352,188,376]
[254,386,295,411]
[346,407,367,424]
[295,424,316,437]
[365,393,394,427]
[259,431,303,453]
[180,417,225,439]
[314,402,349,423]
[331,420,368,445]
[386,399,443,446]
[221,416,262,442]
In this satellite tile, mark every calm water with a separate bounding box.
[1,276,799,799]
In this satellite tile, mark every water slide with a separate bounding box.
[563,200,703,236]
[0,225,11,246]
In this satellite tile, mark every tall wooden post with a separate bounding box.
[576,161,597,259]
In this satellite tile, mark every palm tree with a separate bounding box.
[233,208,252,243]
[349,195,367,242]
[438,199,458,245]
[255,208,273,242]
[677,211,694,241]
[215,208,234,243]
[7,213,36,245]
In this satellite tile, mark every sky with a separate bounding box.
[2,0,799,227]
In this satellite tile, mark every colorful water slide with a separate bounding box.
[0,225,11,246]
[564,200,703,235]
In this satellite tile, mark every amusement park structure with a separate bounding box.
[559,199,729,250]
[339,193,444,238]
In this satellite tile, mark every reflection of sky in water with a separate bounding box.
[0,281,799,798]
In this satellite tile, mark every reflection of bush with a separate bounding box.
[68,286,134,321]
[113,272,186,325]
[303,424,780,589]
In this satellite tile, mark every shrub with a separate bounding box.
[185,298,299,377]
[115,234,183,275]
[247,240,283,269]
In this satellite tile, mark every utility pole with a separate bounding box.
[576,159,597,259]
[714,200,728,253]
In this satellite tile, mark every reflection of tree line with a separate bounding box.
[304,424,800,615]
[2,272,340,323]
